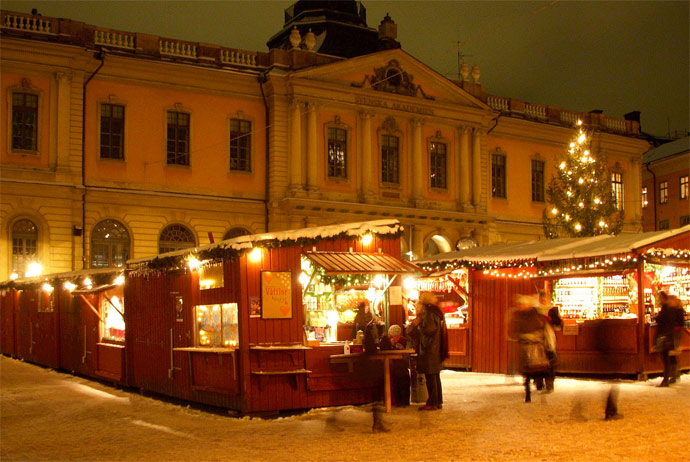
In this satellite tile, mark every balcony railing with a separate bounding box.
[3,11,54,34]
[94,29,135,49]
[160,39,197,58]
[221,49,257,67]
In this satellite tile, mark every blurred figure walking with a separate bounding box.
[655,292,685,387]
[509,295,549,403]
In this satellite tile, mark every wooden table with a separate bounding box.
[330,349,415,413]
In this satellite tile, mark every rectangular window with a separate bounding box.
[659,180,669,204]
[100,104,124,159]
[12,92,38,151]
[166,111,189,165]
[101,291,125,342]
[327,127,347,178]
[230,119,251,171]
[658,219,669,230]
[491,153,506,198]
[680,175,688,200]
[611,172,624,210]
[381,135,399,184]
[531,159,545,202]
[681,215,690,227]
[430,141,447,189]
[641,187,648,208]
[195,303,238,347]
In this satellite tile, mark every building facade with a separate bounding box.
[0,4,649,280]
[641,137,690,231]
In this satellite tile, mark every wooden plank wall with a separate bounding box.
[0,289,17,356]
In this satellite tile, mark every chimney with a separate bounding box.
[378,13,397,40]
[624,111,641,123]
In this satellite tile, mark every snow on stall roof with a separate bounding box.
[415,225,689,266]
[126,219,403,265]
[5,267,123,286]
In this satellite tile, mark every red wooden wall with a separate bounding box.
[0,289,17,357]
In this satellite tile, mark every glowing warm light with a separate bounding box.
[594,197,601,204]
[403,277,416,290]
[25,262,42,278]
[559,161,566,170]
[64,281,77,291]
[578,202,584,208]
[200,279,215,289]
[42,283,54,293]
[372,274,384,288]
[566,191,573,197]
[114,275,125,286]
[564,214,571,221]
[578,178,584,184]
[551,208,558,215]
[599,221,606,227]
[249,247,262,262]
[577,133,586,144]
[574,223,582,231]
[577,120,583,126]
[10,272,19,280]
[187,256,201,271]
[361,234,373,246]
[299,272,310,286]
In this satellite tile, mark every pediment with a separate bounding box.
[290,49,488,110]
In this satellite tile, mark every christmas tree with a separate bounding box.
[542,120,623,238]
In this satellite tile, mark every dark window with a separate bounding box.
[381,135,399,184]
[659,181,669,204]
[658,219,669,230]
[680,175,688,200]
[641,187,648,208]
[531,159,545,202]
[11,219,38,275]
[491,153,506,198]
[167,111,189,165]
[430,141,447,189]
[100,104,125,159]
[223,227,251,240]
[327,127,347,178]
[680,215,690,227]
[12,93,38,151]
[91,219,130,268]
[611,172,624,210]
[230,119,251,171]
[159,224,195,254]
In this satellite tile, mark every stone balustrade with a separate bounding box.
[94,28,135,49]
[160,39,197,58]
[2,11,54,34]
[221,49,257,67]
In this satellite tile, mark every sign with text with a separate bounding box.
[562,323,579,336]
[261,271,292,319]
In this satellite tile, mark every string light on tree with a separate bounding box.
[542,120,623,238]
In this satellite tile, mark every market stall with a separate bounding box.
[415,226,690,377]
[125,219,422,413]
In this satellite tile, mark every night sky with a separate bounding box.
[4,0,688,138]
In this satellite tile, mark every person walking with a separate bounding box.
[410,292,448,411]
[536,290,562,392]
[655,292,685,387]
[509,295,549,403]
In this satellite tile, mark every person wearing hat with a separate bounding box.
[411,292,448,410]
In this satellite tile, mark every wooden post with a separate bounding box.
[636,258,647,380]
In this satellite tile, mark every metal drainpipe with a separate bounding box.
[81,51,105,268]
[258,71,270,232]
[645,162,657,231]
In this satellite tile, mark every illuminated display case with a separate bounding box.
[553,275,634,320]
[101,291,125,342]
[195,303,238,347]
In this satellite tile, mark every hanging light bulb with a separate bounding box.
[599,221,606,228]
[574,223,582,231]
[64,281,77,291]
[578,178,584,184]
[187,256,201,270]
[361,234,373,246]
[577,133,587,144]
[559,161,566,170]
[578,202,584,208]
[551,208,558,215]
[594,197,601,204]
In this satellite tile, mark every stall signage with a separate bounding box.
[417,275,467,294]
[562,324,579,336]
[389,286,402,305]
[261,271,292,319]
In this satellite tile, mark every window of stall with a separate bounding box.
[402,269,469,327]
[645,263,689,320]
[552,274,638,320]
[199,263,224,290]
[100,288,125,342]
[194,303,238,347]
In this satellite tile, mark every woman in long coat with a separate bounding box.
[412,292,447,410]
[509,295,548,403]
[655,292,685,387]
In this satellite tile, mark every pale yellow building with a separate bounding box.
[0,4,649,280]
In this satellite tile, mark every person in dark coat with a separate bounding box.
[655,292,686,387]
[509,295,548,403]
[411,292,447,410]
[353,301,373,339]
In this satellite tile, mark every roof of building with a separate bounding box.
[643,136,690,164]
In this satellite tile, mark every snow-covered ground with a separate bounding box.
[1,356,688,462]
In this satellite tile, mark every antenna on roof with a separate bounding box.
[455,41,473,81]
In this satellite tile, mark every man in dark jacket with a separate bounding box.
[655,292,686,387]
[412,292,448,410]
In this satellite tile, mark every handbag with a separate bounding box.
[519,342,550,373]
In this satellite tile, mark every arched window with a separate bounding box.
[423,234,452,258]
[159,224,196,254]
[11,219,38,275]
[223,227,251,241]
[456,237,478,250]
[91,220,130,268]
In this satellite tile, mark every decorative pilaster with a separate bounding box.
[458,126,471,206]
[629,158,641,221]
[471,128,482,207]
[411,118,424,202]
[55,72,72,173]
[289,100,304,196]
[306,101,319,194]
[359,110,375,202]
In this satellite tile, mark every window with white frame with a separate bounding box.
[166,111,190,165]
[429,141,447,189]
[195,303,238,347]
[327,127,347,179]
[91,220,130,268]
[611,172,624,210]
[100,103,124,159]
[659,180,669,204]
[12,219,38,276]
[229,118,251,172]
[159,224,195,254]
[12,92,38,151]
[680,175,688,200]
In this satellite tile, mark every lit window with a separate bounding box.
[327,127,347,178]
[230,119,251,172]
[680,175,688,200]
[12,219,38,276]
[223,227,251,240]
[492,153,506,198]
[641,187,648,208]
[159,224,195,254]
[195,303,238,347]
[101,290,125,342]
[531,159,545,202]
[381,135,399,184]
[100,104,124,159]
[659,181,668,204]
[611,172,624,210]
[167,111,189,165]
[430,141,447,189]
[91,220,130,268]
[12,92,38,151]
